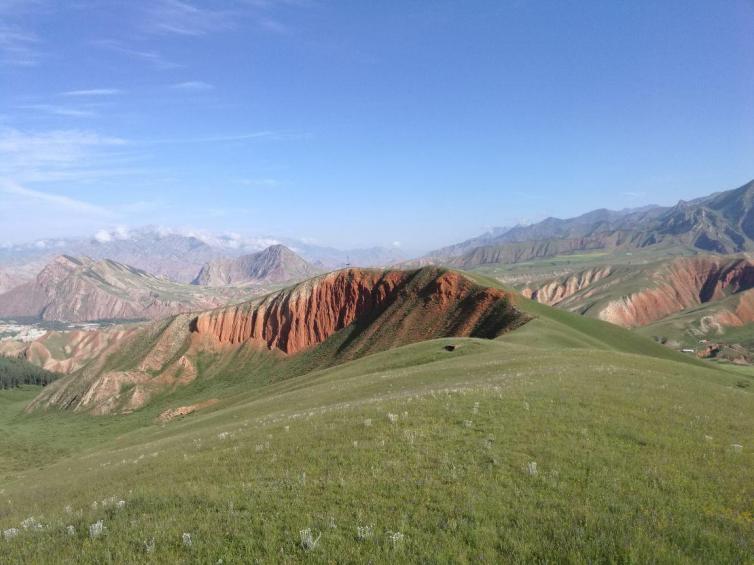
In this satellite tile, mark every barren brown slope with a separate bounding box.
[0,326,143,374]
[520,255,754,329]
[28,267,528,415]
[521,266,615,306]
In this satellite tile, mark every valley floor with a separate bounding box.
[0,337,752,563]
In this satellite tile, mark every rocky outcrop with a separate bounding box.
[28,267,528,415]
[0,256,252,322]
[522,266,613,306]
[193,245,319,287]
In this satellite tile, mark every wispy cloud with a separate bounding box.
[258,18,289,34]
[94,39,183,70]
[238,178,281,188]
[0,25,41,66]
[144,0,234,36]
[16,104,98,118]
[142,131,306,144]
[61,88,124,97]
[0,180,111,216]
[0,127,130,183]
[171,80,214,91]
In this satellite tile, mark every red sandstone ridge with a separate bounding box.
[191,267,524,355]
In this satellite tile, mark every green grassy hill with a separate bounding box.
[0,274,751,562]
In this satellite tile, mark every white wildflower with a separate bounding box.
[387,530,404,547]
[89,520,104,539]
[527,461,538,476]
[217,432,230,440]
[363,418,372,427]
[182,532,192,547]
[144,538,155,554]
[116,500,126,510]
[387,413,398,424]
[463,420,473,428]
[299,528,321,551]
[66,525,75,536]
[731,444,743,453]
[21,517,43,531]
[3,528,19,540]
[356,525,374,541]
[473,402,480,414]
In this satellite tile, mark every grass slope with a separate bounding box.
[0,327,751,561]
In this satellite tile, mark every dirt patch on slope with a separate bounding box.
[157,399,219,423]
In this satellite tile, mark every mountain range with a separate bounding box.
[0,255,253,323]
[0,227,405,285]
[424,179,754,267]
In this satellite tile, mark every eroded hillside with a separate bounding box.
[520,255,754,330]
[28,267,528,415]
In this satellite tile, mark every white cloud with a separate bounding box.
[0,127,145,187]
[144,0,234,36]
[171,81,214,91]
[94,39,183,70]
[0,24,41,66]
[62,88,124,97]
[0,180,111,216]
[16,104,98,118]
[239,178,280,188]
[94,229,112,243]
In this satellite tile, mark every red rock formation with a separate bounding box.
[600,256,754,327]
[192,268,517,354]
[29,268,525,415]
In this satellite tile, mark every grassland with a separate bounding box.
[0,290,751,562]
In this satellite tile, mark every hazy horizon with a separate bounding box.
[2,1,753,250]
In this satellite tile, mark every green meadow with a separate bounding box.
[0,296,752,563]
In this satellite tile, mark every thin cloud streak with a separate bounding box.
[0,25,41,66]
[16,104,98,118]
[171,81,214,91]
[94,39,184,70]
[62,88,124,97]
[144,0,235,37]
[0,180,112,216]
[140,131,308,144]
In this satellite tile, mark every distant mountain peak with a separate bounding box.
[192,244,320,287]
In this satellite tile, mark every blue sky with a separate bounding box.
[1,0,753,252]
